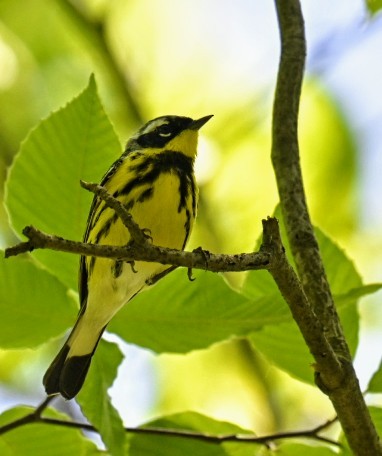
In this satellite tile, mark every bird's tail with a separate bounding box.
[43,308,106,400]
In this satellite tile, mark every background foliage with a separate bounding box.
[0,0,382,454]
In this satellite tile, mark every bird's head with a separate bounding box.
[127,114,213,158]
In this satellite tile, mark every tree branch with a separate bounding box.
[272,0,347,379]
[262,218,341,376]
[4,225,270,274]
[0,395,340,448]
[271,0,382,454]
[40,415,340,447]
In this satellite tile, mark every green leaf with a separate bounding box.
[315,228,362,293]
[368,406,382,435]
[249,323,313,383]
[77,340,126,456]
[0,251,77,348]
[5,75,121,290]
[330,285,382,365]
[129,411,254,456]
[334,283,382,307]
[0,406,100,455]
[222,443,263,456]
[248,295,362,384]
[241,269,278,300]
[110,269,268,354]
[367,358,382,393]
[366,0,382,15]
[274,443,337,455]
[242,208,372,384]
[244,206,363,296]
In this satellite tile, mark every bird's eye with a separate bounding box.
[157,124,172,137]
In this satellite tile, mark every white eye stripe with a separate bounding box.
[142,119,170,135]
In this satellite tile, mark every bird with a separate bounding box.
[43,114,213,399]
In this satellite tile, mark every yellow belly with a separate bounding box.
[85,171,195,326]
[131,172,190,248]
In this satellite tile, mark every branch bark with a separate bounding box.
[39,416,340,447]
[5,226,270,274]
[272,0,381,454]
[0,397,339,448]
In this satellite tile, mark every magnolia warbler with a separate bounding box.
[43,114,212,399]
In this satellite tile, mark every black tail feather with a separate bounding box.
[43,344,70,396]
[43,324,107,399]
[59,354,93,399]
[43,346,93,400]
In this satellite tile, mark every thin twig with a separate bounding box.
[34,396,55,416]
[41,416,340,447]
[80,180,149,245]
[0,396,55,436]
[0,392,339,448]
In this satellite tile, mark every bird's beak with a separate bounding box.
[189,115,214,130]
